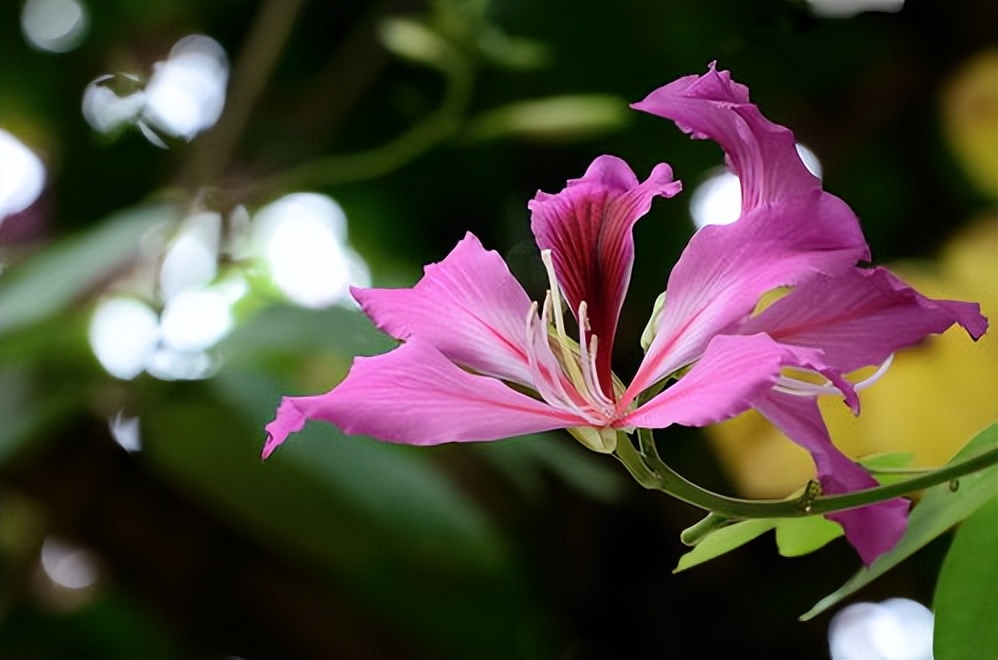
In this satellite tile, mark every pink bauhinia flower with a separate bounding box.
[264,156,853,455]
[264,64,987,565]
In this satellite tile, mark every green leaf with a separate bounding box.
[220,303,394,363]
[675,512,844,572]
[674,518,775,573]
[214,368,503,570]
[933,495,998,660]
[0,204,177,335]
[858,452,916,471]
[141,373,556,660]
[858,451,919,486]
[801,422,998,621]
[774,516,844,557]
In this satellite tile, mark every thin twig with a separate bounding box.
[183,0,306,189]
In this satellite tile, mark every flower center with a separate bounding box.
[521,250,619,453]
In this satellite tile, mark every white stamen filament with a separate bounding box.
[773,354,895,398]
[577,302,613,409]
[541,249,567,338]
[855,353,894,392]
[773,377,839,398]
[544,293,588,398]
[525,300,592,420]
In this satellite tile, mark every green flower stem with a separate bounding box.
[679,512,734,546]
[615,429,998,520]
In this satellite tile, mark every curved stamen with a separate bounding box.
[773,354,896,398]
[773,377,839,398]
[525,299,595,421]
[541,249,567,338]
[577,302,614,411]
[540,250,585,384]
[855,353,894,392]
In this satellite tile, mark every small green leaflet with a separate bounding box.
[674,515,843,573]
[800,422,998,621]
[674,451,916,573]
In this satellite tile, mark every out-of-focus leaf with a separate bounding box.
[213,306,501,568]
[0,204,177,335]
[463,95,630,143]
[801,423,998,621]
[675,518,774,573]
[472,432,627,502]
[0,366,83,468]
[220,303,394,363]
[475,27,549,70]
[859,452,916,470]
[774,515,843,557]
[858,451,917,486]
[378,17,456,70]
[933,495,998,660]
[143,370,560,659]
[0,594,184,660]
[176,368,502,571]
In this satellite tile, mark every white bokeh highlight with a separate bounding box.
[809,0,905,18]
[89,297,160,380]
[254,193,371,308]
[795,143,823,179]
[0,129,46,222]
[689,143,823,229]
[829,598,935,660]
[21,0,89,53]
[689,169,742,228]
[143,35,229,141]
[159,211,221,302]
[40,537,100,590]
[145,347,217,382]
[159,288,234,353]
[82,74,146,135]
[109,412,142,453]
[88,193,366,381]
[82,35,228,146]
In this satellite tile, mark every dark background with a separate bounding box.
[1,0,995,658]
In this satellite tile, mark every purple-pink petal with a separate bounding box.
[627,193,870,401]
[621,333,851,429]
[263,338,586,457]
[529,155,680,391]
[739,266,989,372]
[632,62,824,212]
[352,233,537,387]
[753,393,909,565]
